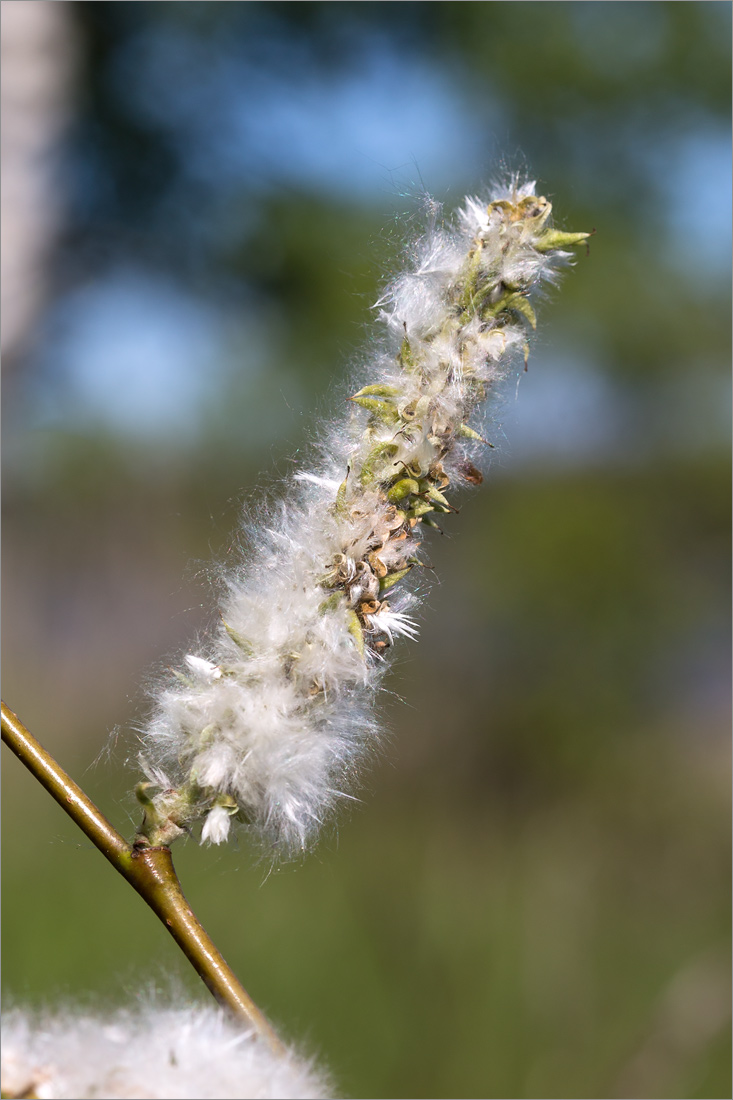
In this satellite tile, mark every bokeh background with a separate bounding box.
[2,3,730,1098]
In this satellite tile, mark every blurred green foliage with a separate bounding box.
[3,3,730,1098]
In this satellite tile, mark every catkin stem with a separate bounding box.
[1,701,284,1055]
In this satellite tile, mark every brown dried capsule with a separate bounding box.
[383,505,406,530]
[456,460,484,486]
[367,551,388,579]
[428,462,451,490]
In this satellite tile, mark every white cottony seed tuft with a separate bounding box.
[2,1002,331,1100]
[201,803,233,845]
[136,180,590,857]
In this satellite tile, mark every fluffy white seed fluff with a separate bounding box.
[2,1002,331,1100]
[137,181,588,857]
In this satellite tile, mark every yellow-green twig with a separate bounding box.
[1,701,284,1055]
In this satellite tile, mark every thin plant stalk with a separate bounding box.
[0,701,284,1055]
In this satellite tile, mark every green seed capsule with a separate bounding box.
[457,423,494,447]
[346,609,365,656]
[351,384,401,400]
[483,290,537,329]
[222,620,254,655]
[387,477,420,503]
[360,442,399,486]
[379,565,413,593]
[533,228,592,254]
[319,591,345,614]
[350,396,401,424]
[408,499,435,520]
[399,335,419,372]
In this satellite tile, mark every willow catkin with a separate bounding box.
[135,181,590,857]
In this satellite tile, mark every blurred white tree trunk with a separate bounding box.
[1,0,76,363]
